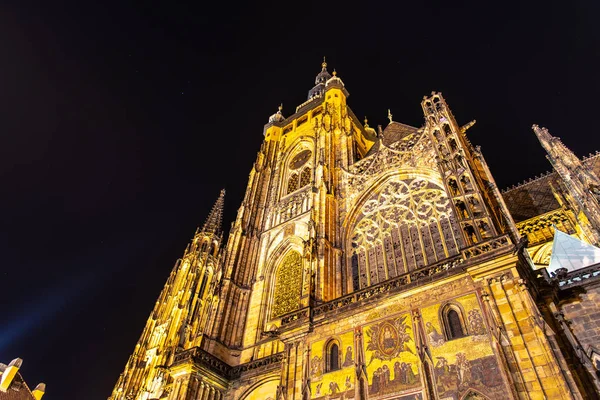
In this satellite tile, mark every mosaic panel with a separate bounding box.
[421,293,508,400]
[310,331,355,399]
[362,313,422,398]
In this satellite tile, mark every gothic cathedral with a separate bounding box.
[109,61,600,400]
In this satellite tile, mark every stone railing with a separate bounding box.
[231,353,284,378]
[278,236,514,328]
[558,263,600,289]
[461,235,512,260]
[172,347,285,380]
[280,307,310,325]
[278,256,464,327]
[268,187,312,228]
[172,347,233,378]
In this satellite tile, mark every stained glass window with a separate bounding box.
[300,167,311,188]
[272,252,303,318]
[287,173,299,194]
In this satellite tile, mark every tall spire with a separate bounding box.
[533,124,600,244]
[201,189,226,235]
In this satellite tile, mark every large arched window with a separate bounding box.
[441,304,467,340]
[325,340,341,372]
[272,251,303,318]
[286,148,312,195]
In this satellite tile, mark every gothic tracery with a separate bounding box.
[350,176,462,289]
[272,251,303,318]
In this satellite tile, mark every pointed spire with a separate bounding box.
[387,109,393,123]
[532,124,556,149]
[201,189,225,235]
[533,124,600,245]
[460,120,476,134]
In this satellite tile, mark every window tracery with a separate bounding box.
[349,176,464,290]
[287,173,299,194]
[285,147,313,195]
[300,167,311,188]
[272,251,303,318]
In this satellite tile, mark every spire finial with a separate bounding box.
[387,109,393,123]
[278,103,283,112]
[200,189,226,235]
[322,56,327,69]
[332,69,337,76]
[364,116,369,127]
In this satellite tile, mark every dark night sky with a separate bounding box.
[1,1,599,399]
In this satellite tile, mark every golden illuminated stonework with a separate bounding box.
[109,62,600,400]
[272,251,303,318]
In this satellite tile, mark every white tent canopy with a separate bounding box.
[547,228,600,274]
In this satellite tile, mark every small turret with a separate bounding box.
[0,358,22,391]
[268,104,285,124]
[307,58,331,99]
[32,383,46,400]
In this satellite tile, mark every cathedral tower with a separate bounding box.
[110,63,600,400]
[533,124,600,245]
[109,190,225,400]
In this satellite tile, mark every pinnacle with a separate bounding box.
[200,189,226,235]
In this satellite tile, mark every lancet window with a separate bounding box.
[325,340,341,372]
[287,173,299,194]
[441,303,467,340]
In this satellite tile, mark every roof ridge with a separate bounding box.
[501,170,555,193]
[501,149,599,194]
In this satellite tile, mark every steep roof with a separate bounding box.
[0,363,38,400]
[501,152,600,222]
[364,121,420,158]
[380,121,419,146]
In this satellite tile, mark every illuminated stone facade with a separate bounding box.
[109,62,600,399]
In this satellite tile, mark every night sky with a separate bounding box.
[2,1,600,399]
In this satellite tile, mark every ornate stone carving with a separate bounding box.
[272,252,303,318]
[349,176,462,289]
[461,235,511,260]
[344,131,437,203]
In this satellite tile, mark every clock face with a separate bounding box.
[290,150,311,169]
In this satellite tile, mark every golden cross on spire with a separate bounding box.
[322,56,327,69]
